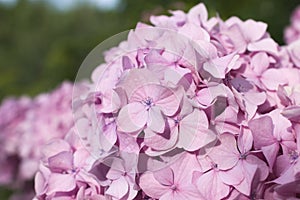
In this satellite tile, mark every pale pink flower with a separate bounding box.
[140,153,203,200]
[117,83,181,133]
[249,109,296,171]
[284,6,300,44]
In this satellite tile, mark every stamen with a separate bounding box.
[211,162,218,169]
[289,150,299,163]
[239,152,248,160]
[173,116,182,125]
[170,184,177,191]
[142,97,154,109]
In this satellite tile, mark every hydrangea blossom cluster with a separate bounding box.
[0,82,74,199]
[1,3,300,200]
[285,6,300,44]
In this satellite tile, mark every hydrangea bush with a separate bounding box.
[0,82,74,199]
[1,3,300,200]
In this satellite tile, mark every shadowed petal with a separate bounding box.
[106,176,129,199]
[46,173,76,195]
[249,116,275,149]
[154,167,174,186]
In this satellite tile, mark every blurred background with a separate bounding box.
[0,0,299,199]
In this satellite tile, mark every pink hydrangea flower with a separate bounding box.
[140,153,203,199]
[284,6,300,44]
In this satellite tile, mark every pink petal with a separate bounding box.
[116,102,147,133]
[117,132,139,154]
[261,143,280,171]
[98,90,121,113]
[172,153,202,184]
[261,68,288,91]
[296,124,300,150]
[246,155,269,181]
[272,165,296,185]
[288,40,300,67]
[106,176,129,199]
[204,54,238,79]
[144,126,178,151]
[244,92,266,106]
[42,139,71,160]
[106,158,125,180]
[179,23,210,41]
[46,173,76,195]
[237,128,253,154]
[196,84,227,107]
[73,149,90,169]
[118,69,160,98]
[122,56,134,70]
[248,38,279,56]
[161,187,203,200]
[48,151,73,172]
[275,180,300,197]
[196,169,230,200]
[219,163,244,185]
[188,3,208,25]
[250,52,270,75]
[224,24,247,53]
[154,167,174,186]
[147,107,165,133]
[34,172,46,196]
[99,121,117,151]
[208,133,239,170]
[178,109,216,151]
[248,116,275,149]
[139,172,170,199]
[233,161,258,196]
[269,109,292,140]
[242,20,267,42]
[282,106,300,122]
[154,87,181,116]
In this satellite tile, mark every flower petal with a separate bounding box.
[139,172,170,199]
[153,167,174,186]
[178,109,216,151]
[116,102,147,133]
[106,176,129,199]
[48,151,73,172]
[208,133,239,170]
[248,116,276,149]
[46,173,76,195]
[196,169,230,200]
[148,107,165,133]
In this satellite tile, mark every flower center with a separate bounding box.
[239,152,248,160]
[173,116,182,125]
[99,148,105,156]
[211,162,218,169]
[95,97,102,105]
[289,150,299,163]
[142,97,154,109]
[170,184,177,191]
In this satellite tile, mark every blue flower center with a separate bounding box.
[142,97,154,109]
[239,152,248,160]
[290,150,299,163]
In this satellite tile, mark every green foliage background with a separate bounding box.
[0,0,299,199]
